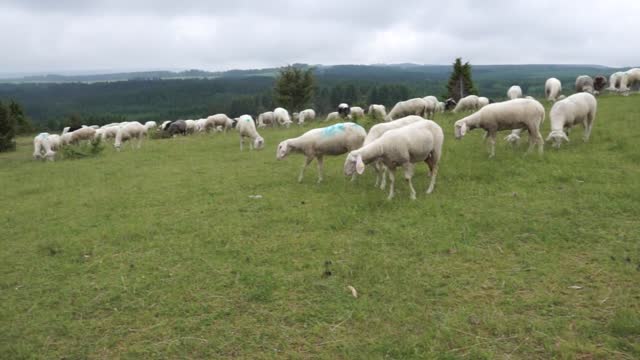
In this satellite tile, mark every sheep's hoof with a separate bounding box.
[410,195,417,200]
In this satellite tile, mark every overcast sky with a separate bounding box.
[1,0,638,74]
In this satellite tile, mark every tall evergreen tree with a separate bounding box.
[447,58,477,101]
[273,66,315,111]
[0,101,16,152]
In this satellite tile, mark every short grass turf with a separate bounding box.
[1,94,640,359]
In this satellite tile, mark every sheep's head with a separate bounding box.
[504,132,521,145]
[546,130,569,148]
[276,140,291,159]
[454,120,467,139]
[344,152,365,176]
[254,136,265,150]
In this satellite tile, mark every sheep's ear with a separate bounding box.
[563,133,570,142]
[356,155,365,175]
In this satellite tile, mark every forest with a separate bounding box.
[0,64,624,130]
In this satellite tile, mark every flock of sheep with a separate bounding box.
[32,68,638,200]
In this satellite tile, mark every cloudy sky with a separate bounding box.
[1,0,638,74]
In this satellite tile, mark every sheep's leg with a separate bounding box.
[239,136,244,151]
[526,126,544,155]
[403,163,417,200]
[486,131,497,158]
[316,156,324,183]
[373,160,381,187]
[426,155,438,194]
[583,114,594,142]
[387,168,396,200]
[298,156,313,183]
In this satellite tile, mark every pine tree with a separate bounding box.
[447,58,477,101]
[0,101,16,152]
[273,66,315,111]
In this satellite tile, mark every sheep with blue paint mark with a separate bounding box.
[276,122,366,183]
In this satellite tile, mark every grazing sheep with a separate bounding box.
[454,99,545,158]
[205,114,234,132]
[507,86,523,100]
[546,92,597,148]
[350,107,365,120]
[325,112,341,122]
[297,109,316,125]
[338,103,351,118]
[144,121,157,132]
[115,122,146,150]
[167,120,187,136]
[344,120,444,200]
[276,122,366,183]
[608,72,625,92]
[184,120,197,134]
[68,127,96,144]
[194,118,208,132]
[95,124,120,141]
[385,98,428,121]
[545,78,562,101]
[575,75,594,94]
[257,111,276,128]
[33,133,56,161]
[593,76,608,94]
[423,96,439,117]
[368,104,387,121]
[620,68,640,91]
[237,115,265,151]
[274,107,293,128]
[444,98,457,111]
[160,120,172,131]
[453,95,479,113]
[359,115,424,189]
[477,97,490,109]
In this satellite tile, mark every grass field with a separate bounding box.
[2,94,640,359]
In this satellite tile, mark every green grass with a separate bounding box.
[1,94,640,359]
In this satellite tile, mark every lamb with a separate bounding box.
[236,115,265,151]
[205,114,234,132]
[33,133,56,161]
[185,120,197,134]
[358,115,424,189]
[546,92,597,148]
[608,72,625,92]
[453,95,479,113]
[276,122,366,183]
[344,120,444,200]
[114,121,146,150]
[338,103,350,118]
[325,112,341,122]
[274,107,293,128]
[350,107,365,120]
[454,98,545,157]
[477,97,490,109]
[575,75,594,93]
[167,120,187,136]
[297,109,316,125]
[368,104,387,121]
[507,86,523,100]
[257,111,275,128]
[385,98,428,121]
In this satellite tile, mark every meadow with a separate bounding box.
[1,94,640,359]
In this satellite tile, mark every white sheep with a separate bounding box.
[423,96,439,117]
[454,98,545,157]
[435,102,445,113]
[477,97,490,109]
[368,104,387,120]
[205,114,234,132]
[507,86,523,100]
[114,122,146,151]
[385,98,428,121]
[620,68,640,92]
[95,124,120,141]
[257,111,275,128]
[325,112,341,122]
[453,95,479,113]
[68,127,96,144]
[359,115,424,189]
[194,118,208,132]
[274,107,293,128]
[344,119,443,200]
[575,75,594,94]
[144,121,157,132]
[276,122,366,183]
[184,120,197,134]
[297,109,316,125]
[545,78,562,101]
[350,107,365,120]
[608,72,625,92]
[546,92,597,148]
[237,115,264,151]
[33,133,56,161]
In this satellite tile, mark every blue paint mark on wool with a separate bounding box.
[322,123,346,137]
